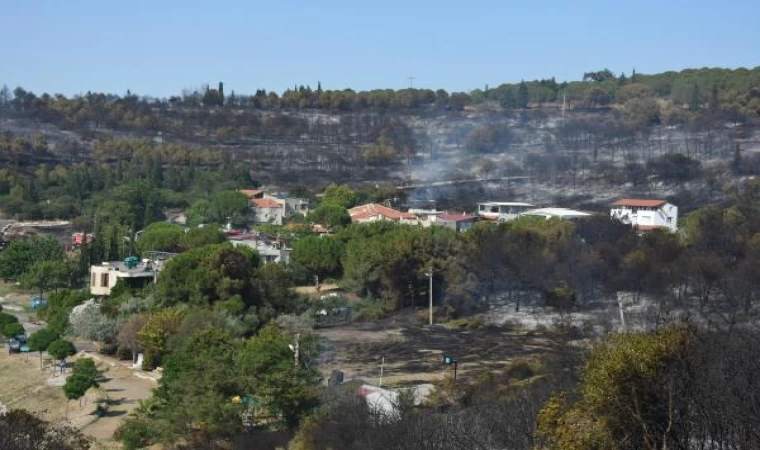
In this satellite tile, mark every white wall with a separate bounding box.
[610,203,678,231]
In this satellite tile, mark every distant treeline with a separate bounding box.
[2,66,759,119]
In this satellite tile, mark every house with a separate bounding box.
[348,203,419,224]
[240,189,310,224]
[228,233,291,264]
[522,207,592,220]
[477,202,534,221]
[432,213,479,232]
[90,257,165,296]
[610,199,678,232]
[250,198,285,225]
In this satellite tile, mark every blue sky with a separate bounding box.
[1,0,758,97]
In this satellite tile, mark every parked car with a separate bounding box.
[15,333,27,344]
[7,338,20,354]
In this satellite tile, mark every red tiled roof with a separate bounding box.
[636,225,668,231]
[439,213,477,222]
[251,198,282,209]
[611,199,667,208]
[312,224,329,234]
[349,203,418,221]
[240,189,264,198]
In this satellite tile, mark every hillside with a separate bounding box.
[1,66,760,219]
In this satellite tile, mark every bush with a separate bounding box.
[352,299,392,321]
[505,359,537,380]
[47,339,77,360]
[0,311,19,329]
[2,322,25,339]
[115,417,159,450]
[28,328,59,351]
[445,317,484,330]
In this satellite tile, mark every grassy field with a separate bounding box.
[0,350,69,422]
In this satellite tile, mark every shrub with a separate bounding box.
[28,328,59,351]
[352,299,391,321]
[0,312,19,329]
[47,339,77,360]
[2,322,25,339]
[505,359,537,380]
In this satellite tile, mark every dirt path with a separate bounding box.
[79,358,156,446]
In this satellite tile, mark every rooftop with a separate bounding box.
[611,199,667,208]
[478,201,535,207]
[239,189,264,198]
[439,213,478,222]
[251,198,282,209]
[349,203,418,221]
[523,207,592,218]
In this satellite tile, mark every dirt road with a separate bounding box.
[79,359,156,444]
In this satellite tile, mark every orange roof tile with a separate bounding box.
[251,198,282,209]
[636,225,668,231]
[348,203,418,221]
[611,199,667,208]
[240,189,264,198]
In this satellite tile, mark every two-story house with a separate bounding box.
[610,199,678,232]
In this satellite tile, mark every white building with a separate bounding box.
[228,234,291,264]
[250,198,285,225]
[522,207,592,220]
[476,202,534,221]
[90,260,159,296]
[610,199,678,232]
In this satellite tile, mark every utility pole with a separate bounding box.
[379,356,385,387]
[293,333,300,368]
[425,269,433,325]
[407,76,415,89]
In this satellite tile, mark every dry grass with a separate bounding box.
[0,350,69,422]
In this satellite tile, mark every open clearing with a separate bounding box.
[316,310,569,387]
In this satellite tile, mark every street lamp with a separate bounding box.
[425,269,433,325]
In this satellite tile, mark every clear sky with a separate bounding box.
[2,0,758,97]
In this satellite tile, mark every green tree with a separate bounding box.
[137,222,184,253]
[2,322,25,339]
[0,235,65,280]
[322,184,358,208]
[137,307,185,369]
[308,203,350,230]
[27,328,59,352]
[181,226,227,249]
[46,339,76,360]
[291,236,343,280]
[19,260,71,294]
[536,327,691,450]
[238,325,322,427]
[516,81,529,108]
[0,312,19,329]
[208,190,250,224]
[156,243,259,307]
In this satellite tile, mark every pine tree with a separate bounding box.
[689,84,701,110]
[517,81,529,109]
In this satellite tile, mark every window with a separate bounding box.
[101,273,109,287]
[91,273,96,287]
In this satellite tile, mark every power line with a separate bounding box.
[406,76,415,89]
